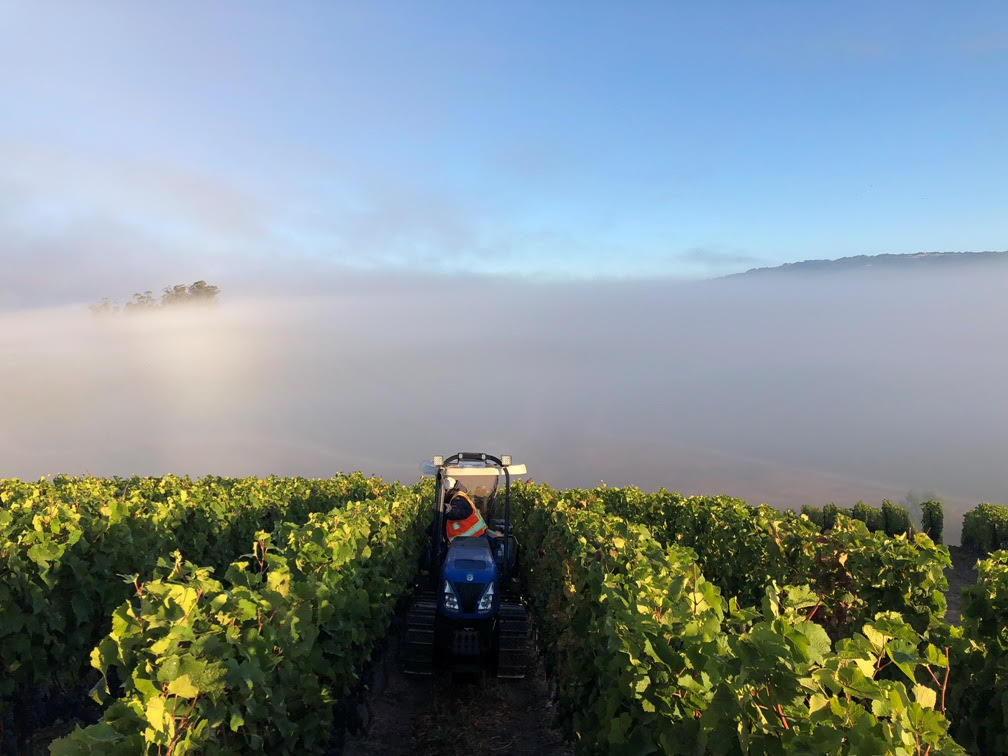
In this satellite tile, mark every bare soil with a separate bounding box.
[944,545,980,624]
[344,629,571,756]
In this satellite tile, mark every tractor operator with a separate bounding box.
[442,476,488,541]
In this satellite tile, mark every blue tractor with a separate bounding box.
[403,453,529,678]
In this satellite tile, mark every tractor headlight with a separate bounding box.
[443,580,459,612]
[477,582,495,613]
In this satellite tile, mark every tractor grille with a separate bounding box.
[453,582,486,613]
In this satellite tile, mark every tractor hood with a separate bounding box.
[441,536,499,616]
[443,536,495,575]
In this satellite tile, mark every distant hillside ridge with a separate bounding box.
[726,250,1008,278]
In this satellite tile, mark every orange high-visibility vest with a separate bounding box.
[444,492,487,542]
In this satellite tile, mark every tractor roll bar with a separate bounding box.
[445,452,503,465]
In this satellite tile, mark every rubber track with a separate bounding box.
[497,602,529,679]
[402,592,437,676]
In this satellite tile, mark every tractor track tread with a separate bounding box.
[402,591,437,676]
[496,601,529,679]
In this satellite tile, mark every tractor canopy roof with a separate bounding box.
[420,460,527,478]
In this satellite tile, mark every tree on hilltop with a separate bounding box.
[124,290,157,312]
[90,281,221,315]
[161,280,220,306]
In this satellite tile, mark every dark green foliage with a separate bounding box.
[902,490,940,532]
[805,501,895,536]
[962,503,1008,554]
[921,500,944,544]
[881,499,912,536]
[822,502,840,531]
[850,501,886,532]
[851,500,872,526]
[801,505,824,530]
[867,505,887,533]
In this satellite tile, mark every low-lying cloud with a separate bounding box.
[2,269,1005,543]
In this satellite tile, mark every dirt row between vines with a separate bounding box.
[343,624,572,756]
[944,544,979,624]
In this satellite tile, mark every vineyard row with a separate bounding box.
[2,477,1007,753]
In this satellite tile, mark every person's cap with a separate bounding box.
[444,476,457,489]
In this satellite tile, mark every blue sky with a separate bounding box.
[2,1,1006,298]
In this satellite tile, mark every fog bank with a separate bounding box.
[2,270,1006,543]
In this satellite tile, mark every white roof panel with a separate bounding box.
[420,461,527,477]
